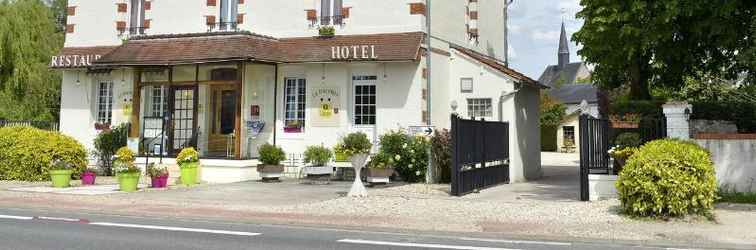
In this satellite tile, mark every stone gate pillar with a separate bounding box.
[662,101,692,140]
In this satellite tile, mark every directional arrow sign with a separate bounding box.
[409,126,435,136]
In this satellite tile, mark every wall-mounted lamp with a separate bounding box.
[684,107,691,121]
[450,100,458,113]
[75,71,81,85]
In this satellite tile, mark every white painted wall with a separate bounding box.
[696,139,756,193]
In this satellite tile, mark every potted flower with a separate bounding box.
[146,163,169,188]
[49,159,74,188]
[318,26,336,38]
[303,145,333,176]
[257,143,286,181]
[80,168,97,186]
[114,147,140,192]
[177,147,200,186]
[284,120,302,133]
[365,152,395,184]
[335,132,372,197]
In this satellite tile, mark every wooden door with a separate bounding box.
[207,85,237,157]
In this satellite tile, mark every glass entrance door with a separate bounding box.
[207,85,237,157]
[170,86,196,154]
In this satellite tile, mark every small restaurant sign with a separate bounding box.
[331,45,378,60]
[310,86,342,127]
[50,54,102,68]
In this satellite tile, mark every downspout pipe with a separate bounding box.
[425,0,434,183]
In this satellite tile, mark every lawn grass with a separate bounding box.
[718,191,756,204]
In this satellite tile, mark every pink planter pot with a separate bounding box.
[151,175,169,188]
[81,172,96,185]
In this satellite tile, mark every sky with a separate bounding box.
[507,0,584,79]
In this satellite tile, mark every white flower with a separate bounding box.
[394,155,401,161]
[415,171,421,176]
[408,164,413,169]
[402,143,408,149]
[411,158,416,163]
[410,149,415,154]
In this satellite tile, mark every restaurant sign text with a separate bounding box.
[50,54,102,68]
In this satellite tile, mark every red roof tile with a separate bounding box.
[451,45,547,89]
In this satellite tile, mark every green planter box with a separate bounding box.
[117,172,141,192]
[180,162,199,186]
[50,169,73,188]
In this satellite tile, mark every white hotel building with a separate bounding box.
[53,0,544,183]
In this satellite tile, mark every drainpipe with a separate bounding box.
[425,0,434,183]
[273,64,278,146]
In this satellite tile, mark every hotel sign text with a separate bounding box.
[50,54,102,68]
[331,45,378,60]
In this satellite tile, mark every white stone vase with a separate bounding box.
[347,153,369,197]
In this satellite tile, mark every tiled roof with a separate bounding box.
[82,31,424,66]
[537,62,586,87]
[547,84,599,104]
[450,45,547,89]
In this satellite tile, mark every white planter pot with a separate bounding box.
[259,172,282,179]
[305,166,333,175]
[588,174,618,201]
[366,176,389,184]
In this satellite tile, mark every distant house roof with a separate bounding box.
[537,62,587,87]
[547,84,598,104]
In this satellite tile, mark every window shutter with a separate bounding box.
[341,7,350,18]
[409,3,425,15]
[143,19,151,29]
[207,0,216,7]
[144,1,151,10]
[237,14,244,24]
[116,21,126,31]
[238,0,244,4]
[65,24,75,33]
[206,15,216,25]
[117,3,127,13]
[67,6,76,16]
[306,9,317,21]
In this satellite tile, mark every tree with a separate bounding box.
[540,93,566,127]
[0,0,64,121]
[573,0,756,100]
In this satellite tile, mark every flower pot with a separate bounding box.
[151,175,169,188]
[179,162,199,186]
[257,164,284,181]
[50,169,73,188]
[366,168,394,184]
[334,152,348,162]
[348,153,369,197]
[117,172,141,192]
[81,171,96,185]
[305,166,333,176]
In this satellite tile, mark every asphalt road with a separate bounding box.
[0,208,722,250]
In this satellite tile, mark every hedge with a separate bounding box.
[616,139,717,218]
[0,127,87,181]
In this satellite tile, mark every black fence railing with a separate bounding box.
[310,15,346,26]
[207,22,239,32]
[579,115,667,201]
[450,114,510,196]
[0,120,59,131]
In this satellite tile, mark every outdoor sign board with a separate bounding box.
[310,86,342,127]
[331,45,378,60]
[50,54,103,68]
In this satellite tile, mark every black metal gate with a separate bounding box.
[579,115,666,201]
[450,114,510,196]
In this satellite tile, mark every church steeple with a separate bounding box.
[558,21,570,69]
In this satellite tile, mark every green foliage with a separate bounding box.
[540,93,566,127]
[616,139,717,218]
[258,144,285,165]
[376,130,430,183]
[318,26,335,36]
[718,191,756,204]
[573,0,756,99]
[609,100,664,118]
[303,145,332,166]
[0,0,65,121]
[334,132,372,157]
[176,147,199,166]
[540,126,558,152]
[430,129,452,183]
[146,163,168,178]
[366,152,394,169]
[49,158,74,171]
[614,132,642,148]
[0,126,86,181]
[685,84,756,133]
[93,123,129,176]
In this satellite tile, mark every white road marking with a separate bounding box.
[35,216,86,223]
[0,214,34,220]
[89,222,261,236]
[458,236,572,246]
[337,239,520,250]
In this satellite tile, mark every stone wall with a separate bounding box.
[695,134,756,193]
[691,119,738,135]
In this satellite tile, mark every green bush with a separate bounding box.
[614,132,642,148]
[430,129,452,183]
[258,143,285,165]
[616,139,717,218]
[609,100,664,118]
[93,123,128,176]
[377,130,430,183]
[0,127,87,181]
[540,126,558,152]
[304,145,332,166]
[366,151,394,169]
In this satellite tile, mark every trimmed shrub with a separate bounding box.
[430,129,452,183]
[258,144,285,165]
[304,145,333,166]
[377,130,430,183]
[93,123,129,176]
[616,139,717,218]
[0,127,87,181]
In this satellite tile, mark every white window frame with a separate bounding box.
[352,75,377,126]
[219,0,238,31]
[467,98,492,118]
[150,86,167,117]
[96,80,114,124]
[283,77,306,133]
[460,77,473,93]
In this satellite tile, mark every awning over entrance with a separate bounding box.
[52,31,426,68]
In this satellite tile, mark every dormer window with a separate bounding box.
[129,0,146,35]
[218,0,239,31]
[319,0,343,26]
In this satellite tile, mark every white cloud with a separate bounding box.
[531,30,561,41]
[508,44,517,60]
